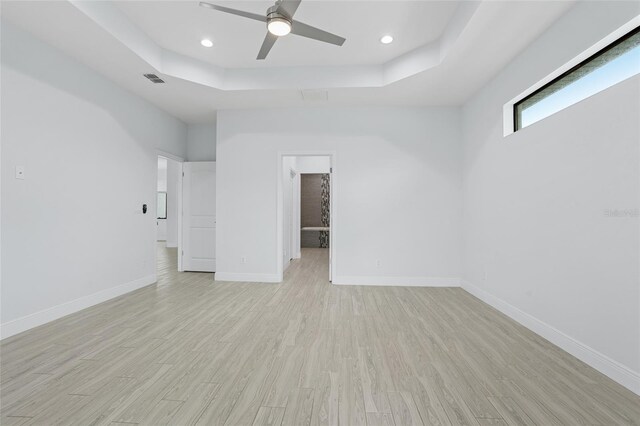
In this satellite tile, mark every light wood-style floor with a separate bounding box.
[1,245,639,425]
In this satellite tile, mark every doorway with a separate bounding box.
[279,153,335,282]
[156,153,183,277]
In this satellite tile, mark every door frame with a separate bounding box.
[291,169,301,260]
[283,165,296,272]
[276,151,337,283]
[156,150,184,272]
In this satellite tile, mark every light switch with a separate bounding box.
[15,165,25,180]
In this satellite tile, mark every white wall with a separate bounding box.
[187,123,216,161]
[156,219,167,241]
[282,156,296,270]
[216,107,462,285]
[157,157,168,241]
[461,1,640,393]
[0,22,187,338]
[157,157,168,191]
[295,156,331,174]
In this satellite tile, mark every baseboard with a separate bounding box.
[0,274,157,340]
[214,272,281,283]
[461,280,640,396]
[332,276,460,287]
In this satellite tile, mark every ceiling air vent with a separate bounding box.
[143,73,165,84]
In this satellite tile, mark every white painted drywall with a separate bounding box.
[157,219,167,241]
[157,157,168,241]
[216,107,462,285]
[282,156,296,270]
[0,22,187,338]
[461,1,640,393]
[187,123,216,161]
[295,156,331,174]
[157,157,168,191]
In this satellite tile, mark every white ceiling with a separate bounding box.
[114,1,461,68]
[1,1,576,123]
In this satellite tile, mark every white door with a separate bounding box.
[182,162,216,272]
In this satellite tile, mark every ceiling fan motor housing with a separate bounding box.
[266,5,292,36]
[267,5,291,23]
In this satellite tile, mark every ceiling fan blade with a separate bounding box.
[276,0,301,19]
[291,20,345,46]
[199,2,266,22]
[257,32,278,60]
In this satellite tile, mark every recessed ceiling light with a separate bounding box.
[201,39,213,48]
[380,35,394,44]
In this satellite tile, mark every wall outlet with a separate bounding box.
[241,256,247,264]
[376,260,381,268]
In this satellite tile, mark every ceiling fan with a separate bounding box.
[199,0,346,60]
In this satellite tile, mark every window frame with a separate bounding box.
[513,24,640,132]
[157,191,167,220]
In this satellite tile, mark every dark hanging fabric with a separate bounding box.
[319,173,330,248]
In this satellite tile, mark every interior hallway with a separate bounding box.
[1,247,638,425]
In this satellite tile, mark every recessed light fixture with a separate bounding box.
[267,17,292,36]
[380,35,394,44]
[201,39,213,48]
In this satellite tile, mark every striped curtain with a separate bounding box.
[319,173,330,248]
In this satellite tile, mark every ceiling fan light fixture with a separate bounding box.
[201,0,346,59]
[200,38,214,47]
[380,35,394,44]
[268,17,292,36]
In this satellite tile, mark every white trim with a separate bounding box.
[0,275,156,340]
[332,276,460,287]
[214,272,280,283]
[156,149,185,163]
[292,170,301,260]
[503,15,640,137]
[461,280,640,396]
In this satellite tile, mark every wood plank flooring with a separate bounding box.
[1,245,639,425]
